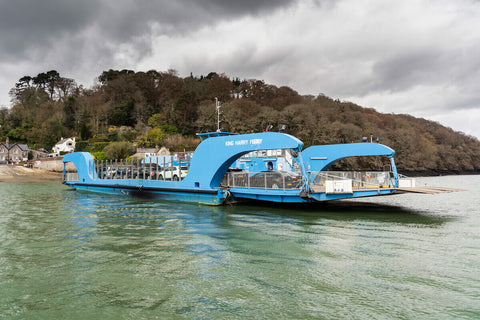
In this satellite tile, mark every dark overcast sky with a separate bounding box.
[1,0,480,138]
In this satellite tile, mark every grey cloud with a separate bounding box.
[345,44,480,112]
[0,0,99,59]
[197,0,297,15]
[371,50,443,92]
[0,0,298,63]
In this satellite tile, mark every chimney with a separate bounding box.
[6,137,9,148]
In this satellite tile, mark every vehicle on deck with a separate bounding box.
[157,166,188,181]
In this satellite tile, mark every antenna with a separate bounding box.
[215,97,221,133]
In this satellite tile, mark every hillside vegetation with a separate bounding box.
[1,69,479,172]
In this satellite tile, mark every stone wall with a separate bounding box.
[30,158,76,172]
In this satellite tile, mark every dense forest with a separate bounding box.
[1,69,479,172]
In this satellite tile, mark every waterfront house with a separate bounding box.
[0,141,29,163]
[52,137,76,154]
[133,146,171,159]
[0,143,8,163]
[135,147,158,158]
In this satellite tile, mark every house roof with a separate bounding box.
[55,138,70,145]
[136,148,158,153]
[17,144,28,151]
[0,143,28,151]
[54,137,75,146]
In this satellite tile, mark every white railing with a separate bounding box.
[221,170,396,192]
[309,171,395,189]
[65,172,79,182]
[221,171,303,190]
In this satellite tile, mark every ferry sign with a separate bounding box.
[225,139,263,147]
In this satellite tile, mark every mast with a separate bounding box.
[215,97,221,133]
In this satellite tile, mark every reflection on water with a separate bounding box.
[1,177,480,319]
[233,200,453,226]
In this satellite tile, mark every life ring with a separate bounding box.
[363,173,371,182]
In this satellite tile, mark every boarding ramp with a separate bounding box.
[394,177,463,194]
[308,171,462,195]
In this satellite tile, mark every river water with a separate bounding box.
[1,175,479,319]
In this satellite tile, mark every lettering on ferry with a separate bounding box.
[235,139,249,146]
[225,139,263,147]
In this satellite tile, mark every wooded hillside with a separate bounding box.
[1,69,479,172]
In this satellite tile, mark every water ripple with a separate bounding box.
[1,178,480,319]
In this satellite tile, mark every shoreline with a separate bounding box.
[0,165,62,182]
[398,169,480,177]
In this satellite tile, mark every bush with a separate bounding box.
[92,152,107,161]
[164,134,200,152]
[146,128,165,146]
[160,124,178,135]
[93,142,109,152]
[75,141,90,152]
[103,141,135,160]
[107,130,120,141]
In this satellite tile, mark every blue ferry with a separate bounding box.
[62,131,405,205]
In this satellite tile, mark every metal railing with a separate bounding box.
[221,171,303,190]
[220,170,396,192]
[80,156,191,181]
[309,171,395,189]
[65,172,79,182]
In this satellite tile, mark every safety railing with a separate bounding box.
[221,170,396,192]
[65,172,79,182]
[221,170,303,190]
[309,171,395,189]
[91,157,190,181]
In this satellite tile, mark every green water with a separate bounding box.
[1,176,479,319]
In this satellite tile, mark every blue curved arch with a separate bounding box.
[183,132,303,187]
[302,143,395,172]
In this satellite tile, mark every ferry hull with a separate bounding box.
[68,183,226,205]
[229,187,397,203]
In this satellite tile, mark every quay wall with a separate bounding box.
[29,157,76,172]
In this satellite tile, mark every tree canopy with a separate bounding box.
[1,69,479,172]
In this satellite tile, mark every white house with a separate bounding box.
[53,137,76,154]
